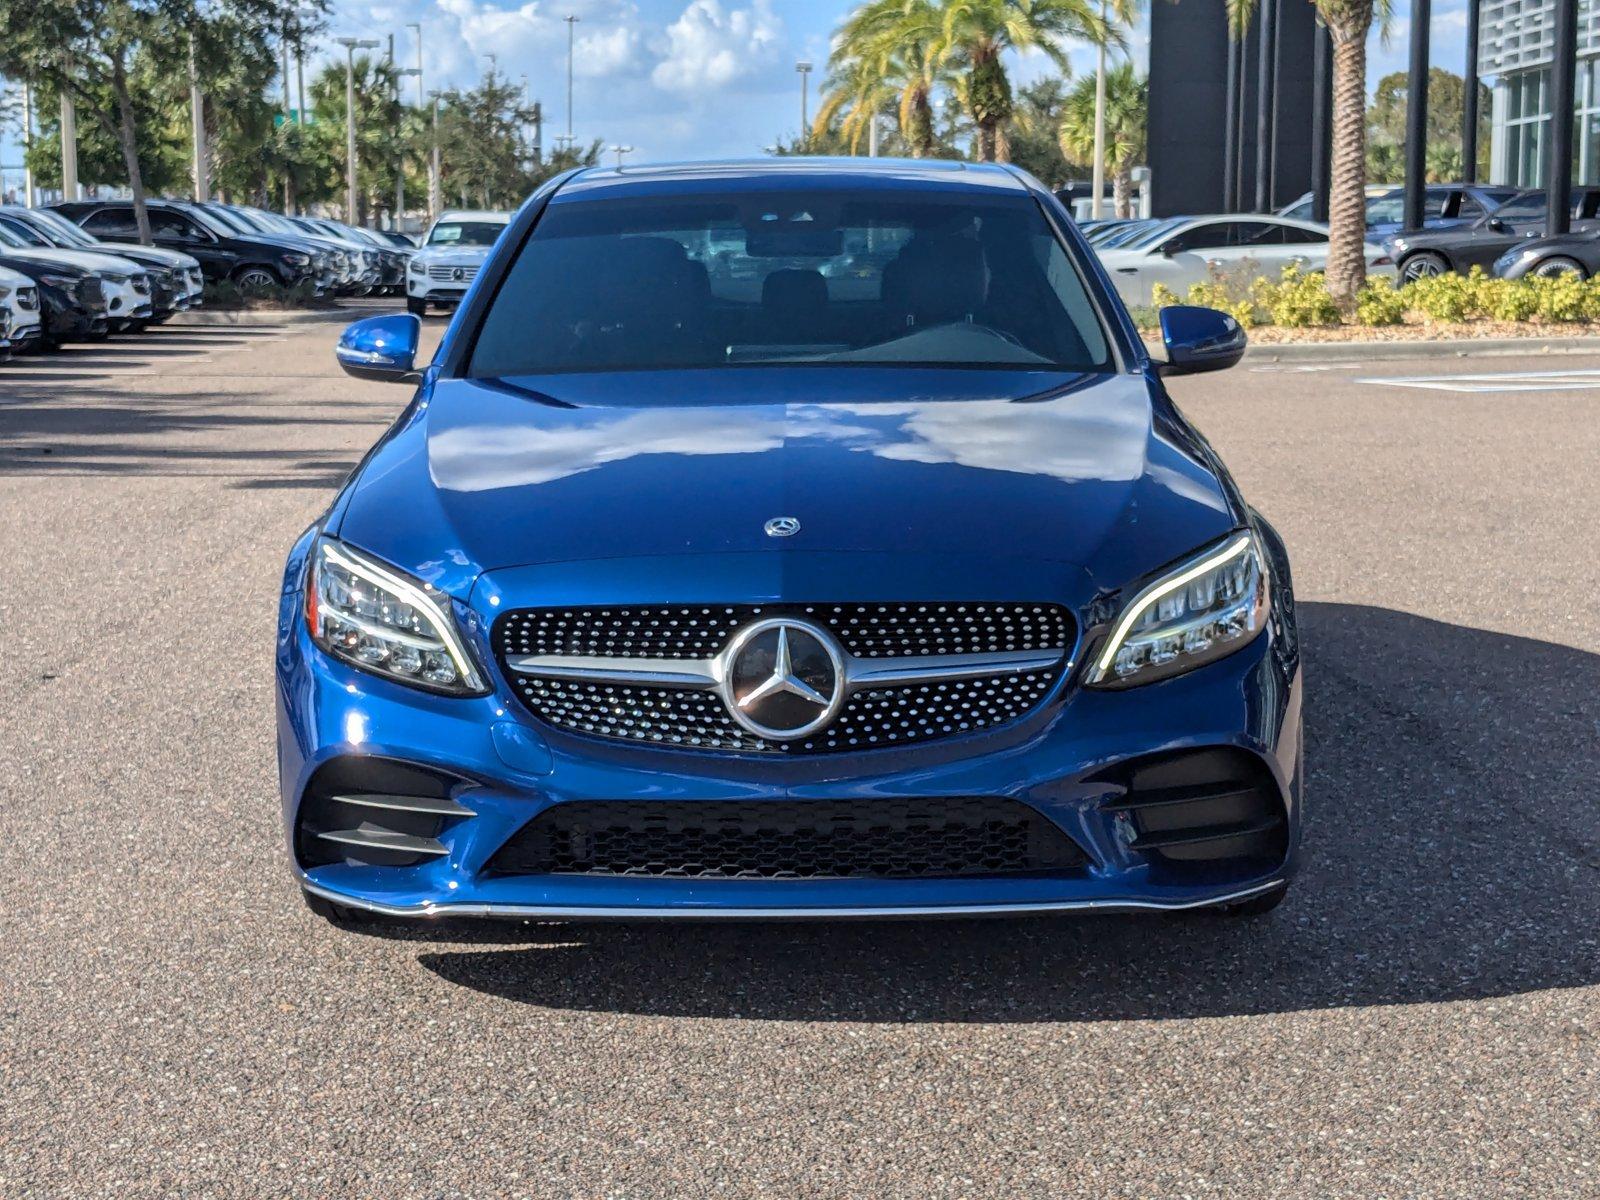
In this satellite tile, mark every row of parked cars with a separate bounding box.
[1076,183,1600,306]
[0,199,419,361]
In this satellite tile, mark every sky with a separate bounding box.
[1,0,1475,180]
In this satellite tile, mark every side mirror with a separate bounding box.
[1486,217,1508,232]
[336,314,422,384]
[1158,304,1247,376]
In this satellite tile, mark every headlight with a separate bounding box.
[408,257,425,274]
[283,251,310,267]
[307,539,486,695]
[1086,532,1269,688]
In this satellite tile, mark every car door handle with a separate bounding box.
[1115,267,1138,274]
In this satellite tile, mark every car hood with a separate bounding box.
[335,368,1240,600]
[3,247,144,274]
[94,242,197,269]
[412,245,493,268]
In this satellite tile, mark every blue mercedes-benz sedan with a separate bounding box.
[279,158,1303,928]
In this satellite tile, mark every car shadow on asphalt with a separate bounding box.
[409,601,1600,1022]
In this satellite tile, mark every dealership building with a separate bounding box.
[1482,0,1600,185]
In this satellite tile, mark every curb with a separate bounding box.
[1240,335,1600,362]
[168,307,353,327]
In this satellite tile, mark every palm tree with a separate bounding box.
[819,0,947,157]
[936,0,1124,162]
[1229,0,1390,306]
[1059,62,1145,217]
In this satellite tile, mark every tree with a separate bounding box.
[432,73,591,209]
[1229,0,1390,306]
[0,0,321,244]
[935,0,1122,162]
[1366,67,1490,183]
[818,0,948,157]
[1007,77,1079,187]
[1059,62,1145,215]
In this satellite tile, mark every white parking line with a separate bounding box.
[1357,368,1600,393]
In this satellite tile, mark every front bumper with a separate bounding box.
[278,548,1303,923]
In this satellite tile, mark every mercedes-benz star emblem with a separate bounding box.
[451,266,465,281]
[764,516,801,538]
[719,618,845,740]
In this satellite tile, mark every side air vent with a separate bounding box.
[295,757,475,869]
[1097,748,1287,872]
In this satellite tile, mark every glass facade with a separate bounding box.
[1493,59,1600,187]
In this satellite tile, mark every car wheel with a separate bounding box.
[1214,884,1289,917]
[406,297,428,317]
[1399,252,1449,282]
[301,887,380,929]
[1533,256,1587,280]
[233,266,281,290]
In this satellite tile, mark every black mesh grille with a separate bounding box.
[495,603,1073,754]
[497,603,1072,660]
[485,797,1086,880]
[516,669,1058,753]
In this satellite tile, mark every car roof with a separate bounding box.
[436,210,510,223]
[551,157,1031,203]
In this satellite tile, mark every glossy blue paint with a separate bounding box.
[280,159,1302,922]
[1158,306,1248,377]
[335,313,421,383]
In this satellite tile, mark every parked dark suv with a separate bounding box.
[54,200,320,291]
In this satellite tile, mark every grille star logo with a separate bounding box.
[720,618,845,740]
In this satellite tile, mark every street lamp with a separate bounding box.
[407,22,424,110]
[795,60,813,146]
[565,15,579,142]
[610,144,635,168]
[427,90,443,223]
[483,51,497,77]
[336,37,380,225]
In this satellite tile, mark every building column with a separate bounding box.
[1547,0,1579,235]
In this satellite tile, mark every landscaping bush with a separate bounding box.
[1399,271,1480,323]
[1355,276,1407,325]
[1264,266,1341,327]
[1528,273,1589,322]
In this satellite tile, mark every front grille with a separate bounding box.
[485,797,1086,880]
[427,263,479,282]
[500,603,1071,660]
[77,278,106,308]
[496,603,1074,754]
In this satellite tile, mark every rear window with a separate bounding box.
[468,191,1113,375]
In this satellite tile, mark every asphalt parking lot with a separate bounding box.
[2,320,1597,1198]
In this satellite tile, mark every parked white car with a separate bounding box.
[405,210,511,316]
[1095,214,1395,307]
[0,265,43,356]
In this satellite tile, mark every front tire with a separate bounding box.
[1399,252,1449,282]
[406,296,428,317]
[233,265,282,290]
[301,887,379,930]
[1215,884,1288,917]
[1532,255,1587,279]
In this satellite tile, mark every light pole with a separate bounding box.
[795,60,813,145]
[21,80,35,207]
[188,35,208,201]
[337,37,379,225]
[408,22,424,109]
[1090,0,1107,220]
[395,65,421,226]
[610,144,634,168]
[483,52,497,78]
[428,90,443,224]
[565,14,579,142]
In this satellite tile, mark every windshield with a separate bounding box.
[428,220,505,247]
[0,219,50,247]
[184,205,237,238]
[469,191,1113,376]
[28,209,99,247]
[203,205,260,234]
[1115,218,1187,250]
[0,224,30,249]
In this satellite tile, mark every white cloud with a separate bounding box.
[651,0,783,95]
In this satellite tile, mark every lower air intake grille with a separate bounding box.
[485,797,1086,880]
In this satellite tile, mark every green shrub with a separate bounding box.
[1400,271,1480,322]
[1150,282,1180,310]
[1266,266,1341,327]
[1481,278,1539,322]
[1528,273,1588,321]
[1355,276,1407,325]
